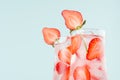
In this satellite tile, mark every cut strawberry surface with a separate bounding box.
[58,48,72,65]
[55,62,67,74]
[87,38,103,60]
[60,66,70,80]
[42,27,60,45]
[67,34,82,55]
[62,10,83,30]
[73,65,90,80]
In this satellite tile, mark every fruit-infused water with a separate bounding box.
[42,9,107,80]
[53,29,107,80]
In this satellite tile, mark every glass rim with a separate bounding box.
[79,28,105,32]
[71,28,105,36]
[72,28,105,33]
[54,28,105,46]
[55,28,105,38]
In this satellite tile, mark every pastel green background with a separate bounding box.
[0,0,120,80]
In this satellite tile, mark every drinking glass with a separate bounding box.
[53,28,107,80]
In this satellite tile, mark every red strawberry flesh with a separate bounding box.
[42,27,60,45]
[60,66,70,80]
[58,48,72,65]
[73,65,90,80]
[87,38,103,60]
[62,10,83,30]
[55,62,67,74]
[67,34,82,55]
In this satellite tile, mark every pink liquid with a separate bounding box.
[53,30,107,80]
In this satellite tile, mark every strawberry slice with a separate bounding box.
[73,65,90,80]
[55,62,67,74]
[58,48,72,65]
[61,66,70,80]
[67,34,82,55]
[62,10,83,30]
[42,27,60,45]
[86,38,103,60]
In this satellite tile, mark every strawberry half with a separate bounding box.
[58,48,72,65]
[86,38,103,60]
[67,34,82,55]
[62,10,83,30]
[60,66,70,80]
[73,65,90,80]
[55,62,67,74]
[42,27,60,45]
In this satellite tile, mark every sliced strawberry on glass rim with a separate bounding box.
[42,27,60,45]
[58,48,72,65]
[67,34,82,55]
[73,65,90,80]
[55,62,68,74]
[86,38,104,60]
[62,10,85,30]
